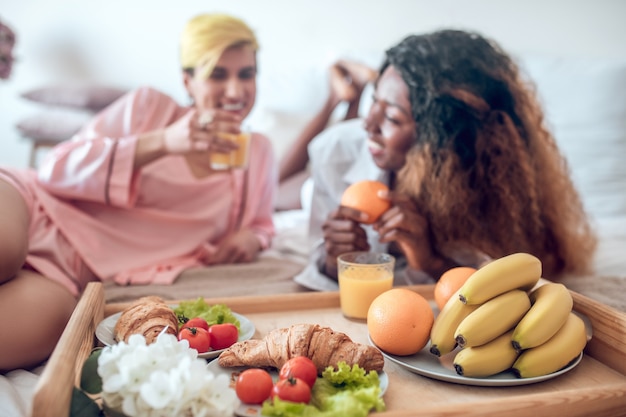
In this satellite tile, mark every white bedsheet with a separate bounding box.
[0,366,43,417]
[591,217,626,278]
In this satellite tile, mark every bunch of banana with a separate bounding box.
[428,253,589,379]
[430,253,541,359]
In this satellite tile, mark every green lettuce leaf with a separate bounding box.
[261,362,385,417]
[173,298,240,330]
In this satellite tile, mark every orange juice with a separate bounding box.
[339,268,393,319]
[210,131,251,169]
[337,252,395,319]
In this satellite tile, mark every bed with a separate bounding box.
[2,53,626,417]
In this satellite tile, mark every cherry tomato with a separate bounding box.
[181,317,209,331]
[235,368,274,404]
[208,323,239,350]
[271,377,311,404]
[279,356,318,389]
[178,327,211,353]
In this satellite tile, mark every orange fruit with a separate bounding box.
[367,288,434,356]
[434,267,477,311]
[340,180,391,224]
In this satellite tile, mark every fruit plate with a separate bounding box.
[206,360,389,417]
[369,336,583,387]
[95,311,255,360]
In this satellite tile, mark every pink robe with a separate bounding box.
[2,87,276,296]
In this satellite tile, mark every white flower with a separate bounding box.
[98,332,239,416]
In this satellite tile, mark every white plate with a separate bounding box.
[95,311,255,360]
[369,336,582,387]
[206,360,388,417]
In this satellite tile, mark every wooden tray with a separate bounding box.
[31,282,626,417]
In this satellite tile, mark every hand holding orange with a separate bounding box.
[340,180,391,224]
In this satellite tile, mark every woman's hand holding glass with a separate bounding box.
[162,109,242,155]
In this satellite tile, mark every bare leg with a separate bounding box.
[276,61,377,211]
[0,270,76,371]
[0,178,77,371]
[0,179,29,282]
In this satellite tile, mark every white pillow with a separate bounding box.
[21,84,127,111]
[520,55,626,221]
[247,108,314,162]
[247,60,329,162]
[248,50,383,163]
[16,108,92,142]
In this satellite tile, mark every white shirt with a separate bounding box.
[294,119,435,291]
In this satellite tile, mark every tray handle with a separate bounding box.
[30,282,104,417]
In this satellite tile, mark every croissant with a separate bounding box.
[114,296,178,344]
[218,323,384,374]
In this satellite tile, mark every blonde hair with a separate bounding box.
[180,14,259,79]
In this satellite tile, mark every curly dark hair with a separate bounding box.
[382,30,596,278]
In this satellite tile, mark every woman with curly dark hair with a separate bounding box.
[296,29,596,290]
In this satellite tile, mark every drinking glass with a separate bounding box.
[210,126,251,170]
[338,252,395,319]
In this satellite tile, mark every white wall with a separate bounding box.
[1,0,626,168]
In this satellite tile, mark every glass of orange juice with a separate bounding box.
[210,126,251,170]
[337,252,395,320]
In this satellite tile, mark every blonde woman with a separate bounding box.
[0,14,275,371]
